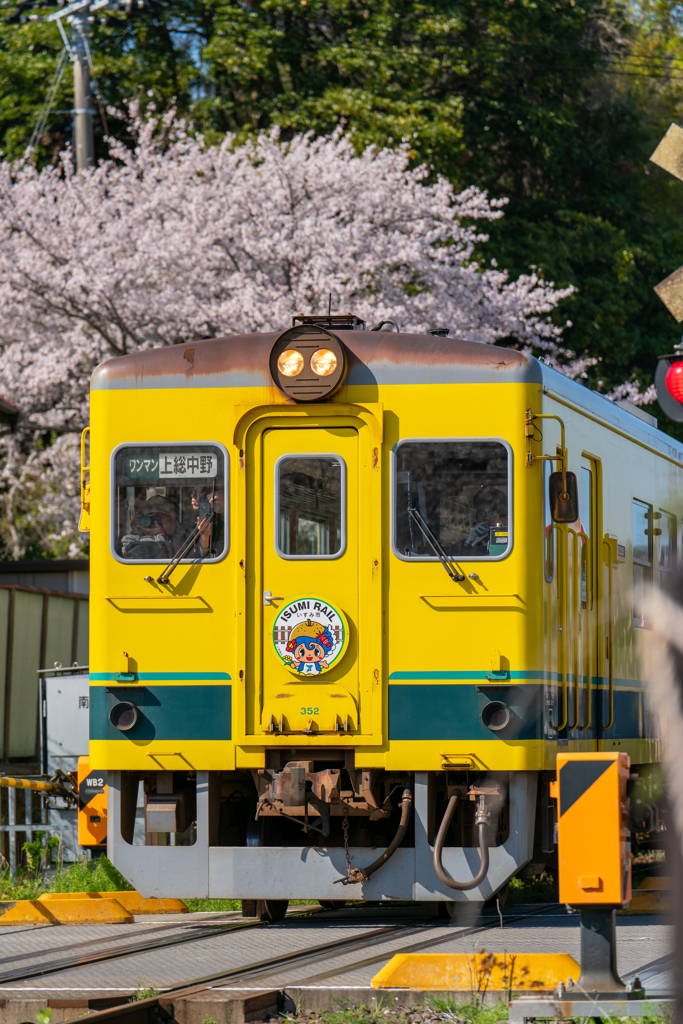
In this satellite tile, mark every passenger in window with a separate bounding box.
[464,487,508,551]
[190,487,224,557]
[120,495,183,559]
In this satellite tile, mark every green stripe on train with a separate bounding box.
[90,684,231,741]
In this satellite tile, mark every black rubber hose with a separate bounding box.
[433,794,490,891]
[337,788,412,884]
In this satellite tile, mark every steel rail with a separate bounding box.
[0,906,326,985]
[59,904,561,1024]
[294,903,562,984]
[0,914,247,973]
[58,920,440,1024]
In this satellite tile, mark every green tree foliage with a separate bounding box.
[2,0,683,423]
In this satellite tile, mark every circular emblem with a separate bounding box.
[272,596,349,676]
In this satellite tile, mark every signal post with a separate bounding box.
[510,753,671,1021]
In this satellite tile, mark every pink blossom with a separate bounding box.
[0,107,576,557]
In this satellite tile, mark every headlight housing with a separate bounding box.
[270,327,346,401]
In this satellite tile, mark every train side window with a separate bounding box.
[112,443,228,563]
[543,461,554,582]
[393,439,511,561]
[275,455,345,559]
[658,510,677,592]
[632,498,653,628]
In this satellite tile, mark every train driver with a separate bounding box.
[120,495,184,559]
[464,485,508,551]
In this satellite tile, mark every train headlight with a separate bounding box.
[278,350,304,377]
[310,349,337,376]
[481,700,512,732]
[270,327,347,402]
[110,701,139,732]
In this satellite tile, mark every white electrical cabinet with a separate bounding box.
[39,666,90,864]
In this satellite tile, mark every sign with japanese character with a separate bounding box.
[158,453,218,478]
[124,456,160,479]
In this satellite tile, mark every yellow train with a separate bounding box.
[85,314,673,915]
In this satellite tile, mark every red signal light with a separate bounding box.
[666,360,683,402]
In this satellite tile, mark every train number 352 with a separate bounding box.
[301,707,319,715]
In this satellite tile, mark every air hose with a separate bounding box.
[334,788,412,885]
[433,793,490,891]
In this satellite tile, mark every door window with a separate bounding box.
[275,455,346,559]
[393,439,511,560]
[112,443,227,562]
[658,510,677,592]
[633,498,653,627]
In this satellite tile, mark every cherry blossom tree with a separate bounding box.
[0,106,578,559]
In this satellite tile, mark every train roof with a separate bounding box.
[91,329,683,462]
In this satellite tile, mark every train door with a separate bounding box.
[238,413,383,746]
[576,457,600,746]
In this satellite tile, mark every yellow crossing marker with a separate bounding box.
[620,876,672,915]
[0,897,132,924]
[39,891,188,915]
[0,900,56,924]
[372,953,581,991]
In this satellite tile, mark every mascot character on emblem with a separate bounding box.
[284,618,336,675]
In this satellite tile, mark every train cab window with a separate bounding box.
[658,510,677,592]
[393,439,511,560]
[112,444,227,562]
[632,498,653,628]
[276,455,345,559]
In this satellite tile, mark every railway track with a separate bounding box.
[45,903,559,1024]
[0,906,326,984]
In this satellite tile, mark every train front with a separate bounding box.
[88,316,544,913]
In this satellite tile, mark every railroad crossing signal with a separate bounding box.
[649,125,683,418]
[655,346,683,421]
[651,124,683,319]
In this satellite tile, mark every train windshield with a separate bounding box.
[394,440,510,560]
[113,444,227,562]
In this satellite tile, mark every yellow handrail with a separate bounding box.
[566,527,581,731]
[576,530,592,731]
[552,524,568,732]
[79,427,90,532]
[602,537,615,730]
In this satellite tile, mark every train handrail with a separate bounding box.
[566,527,581,731]
[79,426,90,532]
[602,536,615,730]
[551,523,568,732]
[575,529,592,732]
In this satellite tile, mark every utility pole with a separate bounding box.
[71,12,94,171]
[29,0,148,170]
[46,0,111,172]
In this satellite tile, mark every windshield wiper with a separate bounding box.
[408,506,465,582]
[157,511,214,585]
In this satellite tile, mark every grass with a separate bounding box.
[275,999,673,1024]
[0,855,134,901]
[183,898,241,912]
[507,872,558,905]
[427,997,510,1022]
[506,849,667,906]
[129,981,161,1001]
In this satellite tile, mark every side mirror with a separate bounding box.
[549,470,578,523]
